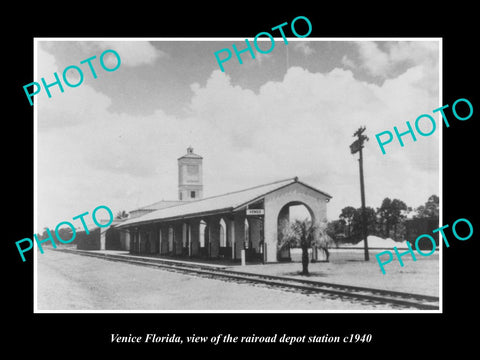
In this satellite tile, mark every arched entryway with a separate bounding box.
[277,201,315,262]
[219,218,231,258]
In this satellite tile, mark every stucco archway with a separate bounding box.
[276,201,315,261]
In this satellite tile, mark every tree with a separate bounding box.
[415,195,439,219]
[339,206,356,237]
[390,199,407,238]
[326,219,346,243]
[279,218,318,275]
[351,207,377,241]
[115,210,129,220]
[314,220,336,262]
[377,198,407,238]
[41,225,75,245]
[377,198,393,237]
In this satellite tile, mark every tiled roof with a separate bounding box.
[118,177,331,228]
[177,146,203,160]
[178,152,202,160]
[131,200,185,212]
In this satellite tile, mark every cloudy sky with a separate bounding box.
[35,38,440,232]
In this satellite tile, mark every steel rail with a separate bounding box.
[54,249,439,310]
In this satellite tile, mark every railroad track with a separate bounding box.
[54,249,439,310]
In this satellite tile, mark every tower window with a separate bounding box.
[191,191,196,198]
[179,192,183,200]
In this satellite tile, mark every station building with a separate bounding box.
[113,147,332,263]
[75,218,127,251]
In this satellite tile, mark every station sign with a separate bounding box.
[246,209,264,216]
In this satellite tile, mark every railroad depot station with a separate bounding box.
[78,147,332,264]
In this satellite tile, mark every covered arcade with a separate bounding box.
[117,177,331,263]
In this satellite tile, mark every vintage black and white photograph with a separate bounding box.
[33,38,441,312]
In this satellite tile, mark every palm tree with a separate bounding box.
[313,220,335,262]
[115,210,129,220]
[340,206,356,238]
[280,218,317,275]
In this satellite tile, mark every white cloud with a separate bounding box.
[353,41,439,80]
[255,52,272,65]
[356,41,390,77]
[37,44,58,75]
[387,41,438,65]
[293,42,315,56]
[187,65,439,219]
[36,41,439,232]
[36,44,113,128]
[341,54,355,69]
[79,41,166,67]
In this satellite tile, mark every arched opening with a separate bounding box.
[244,218,250,249]
[139,231,147,253]
[219,218,230,258]
[244,215,264,263]
[158,226,164,255]
[199,220,209,258]
[105,227,122,250]
[277,201,315,262]
[182,222,189,256]
[130,230,139,254]
[136,230,140,253]
[219,219,226,247]
[144,231,151,254]
[168,226,174,255]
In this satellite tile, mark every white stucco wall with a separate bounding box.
[263,182,330,263]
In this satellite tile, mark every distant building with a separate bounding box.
[178,146,203,201]
[126,146,203,219]
[75,219,126,251]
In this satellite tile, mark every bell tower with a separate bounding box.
[178,146,203,201]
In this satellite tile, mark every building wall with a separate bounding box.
[76,227,101,250]
[160,226,169,254]
[174,222,183,255]
[124,231,130,251]
[178,156,203,201]
[120,182,329,263]
[144,228,156,254]
[248,217,262,256]
[209,218,220,258]
[233,214,245,260]
[190,219,200,256]
[263,182,329,263]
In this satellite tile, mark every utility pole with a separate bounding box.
[350,126,369,261]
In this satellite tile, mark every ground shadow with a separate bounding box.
[282,271,328,277]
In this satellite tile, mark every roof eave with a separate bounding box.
[233,179,332,211]
[296,180,333,199]
[117,207,234,228]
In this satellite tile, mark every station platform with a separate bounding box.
[60,249,237,269]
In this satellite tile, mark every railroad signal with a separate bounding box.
[350,126,370,261]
